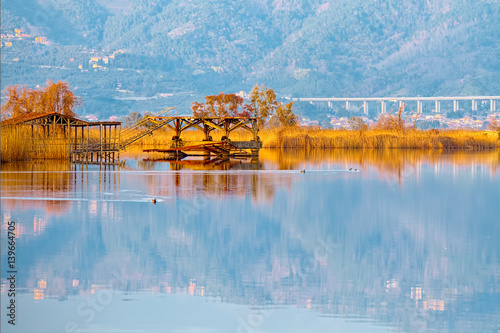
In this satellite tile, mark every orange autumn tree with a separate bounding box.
[192,92,250,118]
[192,86,295,128]
[1,80,80,118]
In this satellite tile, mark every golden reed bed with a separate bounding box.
[1,125,499,162]
[132,127,500,150]
[260,127,500,149]
[1,126,70,162]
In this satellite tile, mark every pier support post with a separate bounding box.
[381,101,386,113]
[203,124,212,141]
[471,99,477,112]
[86,125,89,164]
[453,99,459,112]
[224,119,230,141]
[345,101,350,111]
[491,99,496,112]
[175,119,181,139]
[100,124,103,164]
[252,119,258,142]
[363,100,368,115]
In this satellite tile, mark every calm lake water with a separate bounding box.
[1,149,499,333]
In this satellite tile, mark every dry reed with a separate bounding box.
[126,127,500,150]
[1,126,32,162]
[258,127,500,150]
[1,125,70,162]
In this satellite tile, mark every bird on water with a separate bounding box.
[300,170,306,173]
[151,198,157,204]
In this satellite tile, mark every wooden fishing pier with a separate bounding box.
[70,120,122,164]
[0,111,121,164]
[137,114,262,160]
[1,108,262,164]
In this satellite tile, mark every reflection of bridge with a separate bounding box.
[293,96,500,114]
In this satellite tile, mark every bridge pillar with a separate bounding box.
[434,100,440,113]
[328,101,332,108]
[345,100,350,111]
[381,101,386,113]
[471,99,477,111]
[399,100,403,108]
[417,100,422,113]
[363,100,368,115]
[491,99,496,112]
[453,99,459,112]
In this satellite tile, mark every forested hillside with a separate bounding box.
[1,0,499,118]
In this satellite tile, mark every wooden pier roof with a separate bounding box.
[1,111,89,126]
[0,112,121,126]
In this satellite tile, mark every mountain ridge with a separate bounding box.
[1,0,499,117]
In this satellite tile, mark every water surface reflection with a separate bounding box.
[1,149,499,333]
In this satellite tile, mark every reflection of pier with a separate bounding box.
[144,141,261,160]
[143,156,262,170]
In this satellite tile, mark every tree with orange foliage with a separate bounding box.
[1,80,80,118]
[192,92,247,117]
[192,86,295,129]
[247,85,278,128]
[275,100,297,127]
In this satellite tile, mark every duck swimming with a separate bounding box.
[151,198,157,204]
[300,170,306,173]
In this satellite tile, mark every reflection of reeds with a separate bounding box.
[1,126,70,162]
[0,160,76,216]
[259,148,500,177]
